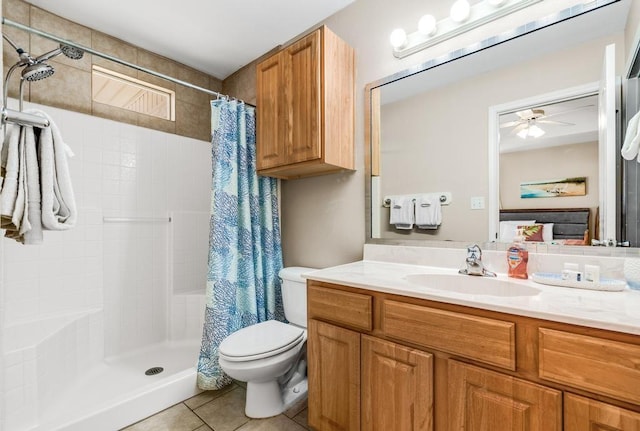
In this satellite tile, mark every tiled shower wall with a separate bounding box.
[2,0,223,143]
[0,100,211,353]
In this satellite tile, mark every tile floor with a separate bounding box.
[121,384,309,431]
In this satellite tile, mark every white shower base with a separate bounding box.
[33,340,202,431]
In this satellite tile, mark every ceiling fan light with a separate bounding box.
[418,14,437,37]
[516,128,529,139]
[528,124,545,138]
[450,0,471,23]
[390,28,408,49]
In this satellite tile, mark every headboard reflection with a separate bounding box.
[499,208,591,245]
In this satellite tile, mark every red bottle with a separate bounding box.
[507,229,529,279]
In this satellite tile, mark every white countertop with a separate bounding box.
[304,260,640,336]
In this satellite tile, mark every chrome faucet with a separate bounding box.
[459,244,496,277]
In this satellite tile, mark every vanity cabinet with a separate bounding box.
[362,335,433,431]
[564,393,640,430]
[255,26,355,179]
[306,280,640,431]
[308,319,361,431]
[448,360,561,431]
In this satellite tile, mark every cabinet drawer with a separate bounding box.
[539,328,640,404]
[382,300,516,370]
[308,284,372,331]
[565,393,640,431]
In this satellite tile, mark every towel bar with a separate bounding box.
[1,107,50,128]
[383,192,452,208]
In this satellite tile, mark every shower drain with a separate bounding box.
[145,367,164,376]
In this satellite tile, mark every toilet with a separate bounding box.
[218,266,313,418]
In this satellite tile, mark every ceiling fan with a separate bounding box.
[500,108,576,139]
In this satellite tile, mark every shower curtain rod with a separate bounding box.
[2,17,254,107]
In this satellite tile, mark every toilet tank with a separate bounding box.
[279,267,315,328]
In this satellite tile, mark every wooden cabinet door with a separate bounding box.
[284,29,321,165]
[256,50,286,170]
[362,335,433,431]
[308,319,360,431]
[565,393,640,431]
[448,360,561,431]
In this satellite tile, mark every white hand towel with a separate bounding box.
[29,109,77,230]
[389,196,414,229]
[622,111,640,161]
[23,126,43,244]
[0,124,21,230]
[415,194,442,229]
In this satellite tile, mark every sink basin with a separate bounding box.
[405,273,540,297]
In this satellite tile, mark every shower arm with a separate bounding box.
[2,33,22,53]
[34,47,63,63]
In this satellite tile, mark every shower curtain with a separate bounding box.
[197,99,284,390]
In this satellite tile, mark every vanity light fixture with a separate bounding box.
[391,0,543,59]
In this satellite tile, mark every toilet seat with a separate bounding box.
[219,320,305,362]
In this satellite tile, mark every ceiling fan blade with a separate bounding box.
[515,109,535,119]
[500,120,522,128]
[538,119,575,126]
[542,104,595,120]
[510,123,528,134]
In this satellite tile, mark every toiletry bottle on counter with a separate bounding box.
[507,229,528,279]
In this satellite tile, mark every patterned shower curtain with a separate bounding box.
[197,99,284,390]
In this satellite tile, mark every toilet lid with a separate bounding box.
[219,320,305,361]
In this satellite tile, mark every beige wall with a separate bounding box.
[3,0,222,142]
[500,141,599,235]
[224,0,631,268]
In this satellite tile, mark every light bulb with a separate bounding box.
[418,14,437,37]
[487,0,508,7]
[390,28,408,49]
[450,0,471,23]
[528,125,545,138]
[517,125,546,139]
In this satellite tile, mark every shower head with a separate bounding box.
[21,63,55,81]
[60,44,84,60]
[35,43,84,63]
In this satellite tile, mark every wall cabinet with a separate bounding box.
[256,26,355,179]
[306,280,640,431]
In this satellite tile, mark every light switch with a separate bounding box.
[470,196,485,210]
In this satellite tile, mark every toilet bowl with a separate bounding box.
[218,267,314,418]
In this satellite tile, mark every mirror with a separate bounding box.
[366,0,629,247]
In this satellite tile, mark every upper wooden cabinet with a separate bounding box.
[256,26,355,179]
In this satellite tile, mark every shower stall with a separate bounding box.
[0,18,220,431]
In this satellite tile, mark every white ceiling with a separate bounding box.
[23,0,355,79]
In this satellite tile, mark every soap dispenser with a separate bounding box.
[507,228,529,279]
